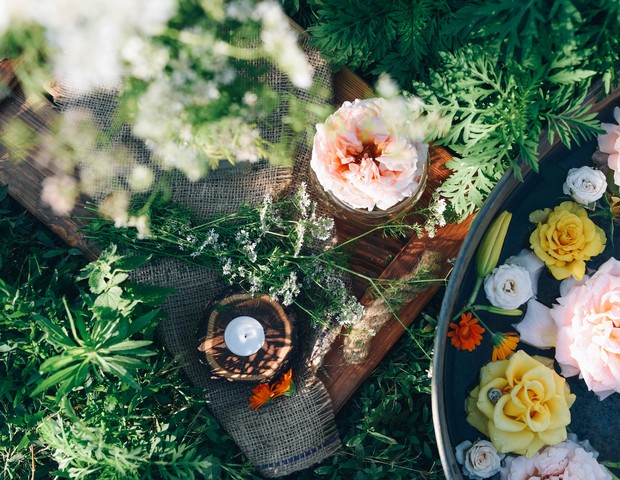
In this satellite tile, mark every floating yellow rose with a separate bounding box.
[529,200,606,280]
[465,350,575,457]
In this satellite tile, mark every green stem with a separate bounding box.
[451,275,484,322]
[467,276,484,308]
[468,311,498,338]
[471,304,522,316]
[324,225,388,254]
[603,465,620,480]
[136,174,171,217]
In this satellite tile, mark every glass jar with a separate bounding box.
[309,154,429,226]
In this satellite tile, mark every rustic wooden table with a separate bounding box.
[0,59,472,413]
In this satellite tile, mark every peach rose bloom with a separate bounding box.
[311,98,428,211]
[598,106,620,187]
[501,435,611,480]
[551,257,620,400]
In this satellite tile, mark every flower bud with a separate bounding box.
[476,211,512,278]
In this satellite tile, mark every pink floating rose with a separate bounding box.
[598,106,620,187]
[500,435,611,480]
[310,98,428,211]
[551,257,620,399]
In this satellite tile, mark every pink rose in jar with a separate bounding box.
[310,98,428,211]
[551,257,620,399]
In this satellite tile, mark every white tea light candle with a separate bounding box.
[224,316,265,356]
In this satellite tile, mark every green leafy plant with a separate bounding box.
[304,0,449,86]
[286,0,620,219]
[0,197,254,479]
[442,0,620,93]
[414,47,601,217]
[37,359,252,480]
[31,246,171,398]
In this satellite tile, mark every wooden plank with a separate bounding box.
[333,68,373,106]
[0,63,100,260]
[319,147,473,413]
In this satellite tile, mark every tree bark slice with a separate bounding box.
[197,293,294,382]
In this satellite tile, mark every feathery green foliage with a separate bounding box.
[306,0,448,86]
[414,47,601,217]
[285,0,620,218]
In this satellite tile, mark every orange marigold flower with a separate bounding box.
[272,369,295,397]
[448,312,485,352]
[248,383,273,410]
[492,332,519,361]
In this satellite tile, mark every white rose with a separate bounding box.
[562,166,607,206]
[484,264,534,310]
[455,440,504,480]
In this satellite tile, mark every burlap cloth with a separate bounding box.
[55,38,343,477]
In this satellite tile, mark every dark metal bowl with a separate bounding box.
[433,100,620,478]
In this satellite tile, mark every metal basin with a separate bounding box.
[432,99,620,478]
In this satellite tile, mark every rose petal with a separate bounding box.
[506,249,545,296]
[488,423,534,455]
[559,275,589,297]
[513,299,557,348]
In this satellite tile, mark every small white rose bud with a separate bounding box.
[484,264,534,310]
[455,440,504,480]
[563,166,607,206]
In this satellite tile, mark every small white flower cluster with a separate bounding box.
[423,193,448,238]
[259,194,276,231]
[308,217,335,242]
[334,299,365,327]
[269,272,300,306]
[318,273,364,327]
[294,182,313,218]
[1,0,176,91]
[134,185,364,330]
[9,0,316,225]
[190,230,220,258]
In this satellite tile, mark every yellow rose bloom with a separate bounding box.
[465,350,575,457]
[529,201,606,280]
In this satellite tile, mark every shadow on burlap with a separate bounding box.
[55,38,344,477]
